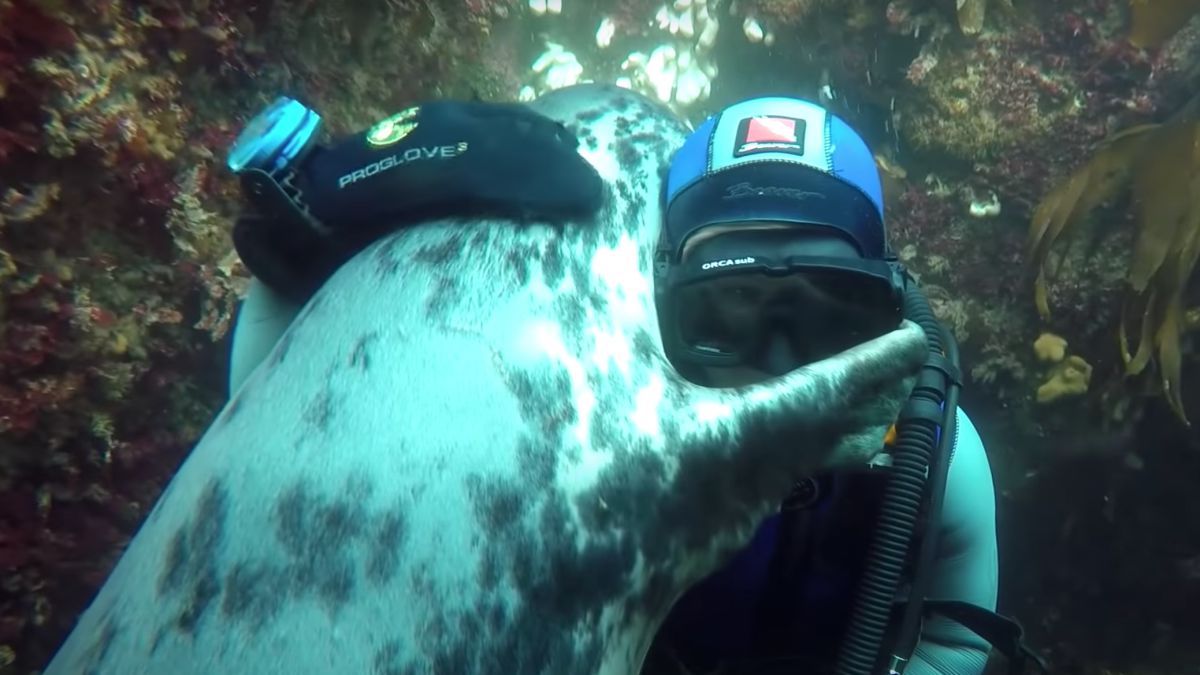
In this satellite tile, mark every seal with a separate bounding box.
[44,84,928,675]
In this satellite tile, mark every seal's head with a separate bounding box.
[656,96,904,388]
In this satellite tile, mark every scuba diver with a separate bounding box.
[644,96,1001,675]
[223,93,1044,675]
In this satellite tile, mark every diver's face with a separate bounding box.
[679,271,887,387]
[698,334,801,388]
[669,222,900,388]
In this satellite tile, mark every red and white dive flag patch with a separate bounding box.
[733,116,807,158]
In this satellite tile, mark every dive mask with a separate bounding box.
[660,227,905,372]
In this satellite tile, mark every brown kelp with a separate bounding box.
[1027,114,1200,424]
[955,0,1014,35]
[1128,0,1200,47]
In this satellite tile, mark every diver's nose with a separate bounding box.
[762,329,803,376]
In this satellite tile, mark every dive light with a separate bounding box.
[226,96,322,176]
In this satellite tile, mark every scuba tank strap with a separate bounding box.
[897,599,1052,675]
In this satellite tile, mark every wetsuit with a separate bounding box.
[642,407,996,675]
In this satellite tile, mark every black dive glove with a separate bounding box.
[231,99,604,303]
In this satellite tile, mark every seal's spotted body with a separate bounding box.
[46,85,927,675]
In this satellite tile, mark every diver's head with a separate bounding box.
[655,96,904,387]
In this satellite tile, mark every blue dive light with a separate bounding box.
[226,96,322,175]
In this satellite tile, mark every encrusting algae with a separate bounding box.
[1037,355,1094,404]
[1033,332,1068,364]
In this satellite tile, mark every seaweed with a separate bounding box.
[955,0,1014,35]
[1128,0,1200,48]
[1026,115,1200,424]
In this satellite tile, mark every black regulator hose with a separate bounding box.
[891,323,961,668]
[834,278,962,675]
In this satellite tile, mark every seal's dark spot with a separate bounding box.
[542,241,566,287]
[585,286,610,316]
[467,475,530,537]
[575,107,606,124]
[304,386,336,432]
[414,233,466,266]
[373,640,418,675]
[588,399,627,456]
[429,626,473,673]
[566,255,594,298]
[633,329,658,363]
[366,506,408,585]
[517,435,558,490]
[552,292,587,343]
[278,485,366,552]
[594,184,625,250]
[499,365,574,438]
[409,562,436,602]
[176,566,220,633]
[374,235,405,279]
[315,557,354,608]
[578,451,672,558]
[273,483,372,610]
[220,559,286,629]
[501,368,538,422]
[616,177,634,207]
[624,193,646,231]
[79,614,119,675]
[476,546,505,592]
[425,275,461,320]
[532,497,636,617]
[349,332,377,370]
[467,226,494,252]
[149,626,167,655]
[216,480,406,631]
[157,478,229,636]
[438,490,629,674]
[540,369,575,434]
[505,242,542,287]
[160,531,188,593]
[630,131,664,150]
[616,138,641,171]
